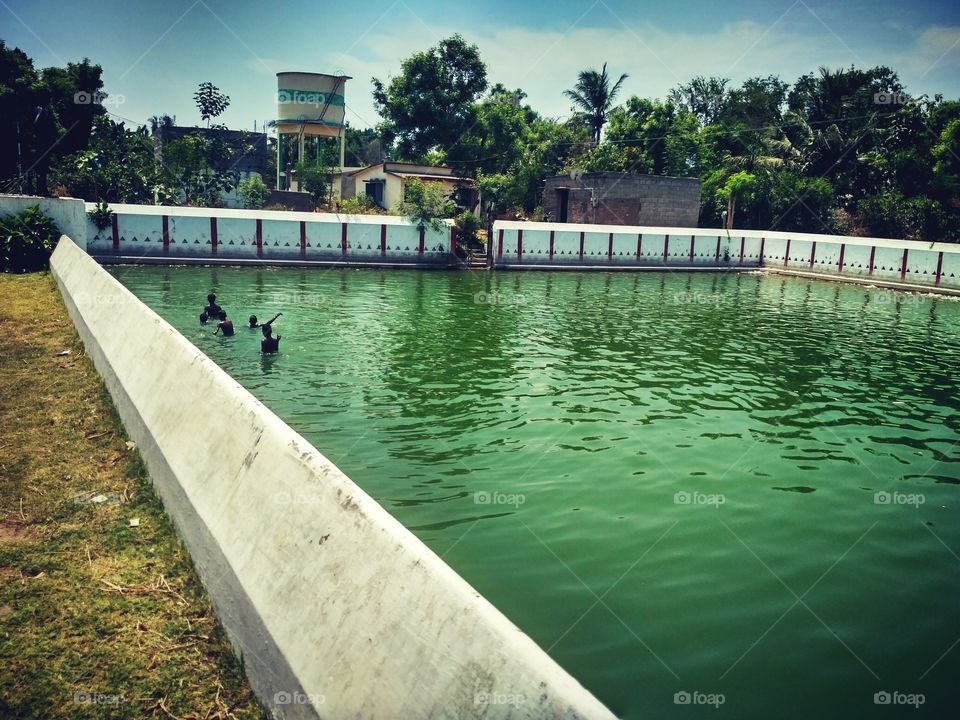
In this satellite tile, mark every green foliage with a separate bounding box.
[194,82,230,126]
[564,62,629,144]
[372,34,487,160]
[396,179,455,230]
[159,131,244,207]
[87,199,113,231]
[294,163,331,208]
[338,195,384,215]
[0,41,105,194]
[50,116,158,203]
[0,206,61,272]
[237,176,270,209]
[454,210,483,252]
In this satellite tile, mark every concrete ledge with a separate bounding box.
[50,235,615,719]
[91,254,459,270]
[763,267,960,297]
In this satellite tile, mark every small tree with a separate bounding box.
[717,171,757,229]
[395,179,455,231]
[237,176,270,209]
[454,210,483,254]
[295,162,332,208]
[194,82,230,127]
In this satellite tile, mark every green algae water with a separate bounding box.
[109,265,960,718]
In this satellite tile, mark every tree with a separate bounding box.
[372,35,487,161]
[564,62,629,144]
[668,76,729,125]
[194,82,230,127]
[716,171,757,229]
[395,179,455,230]
[50,116,159,203]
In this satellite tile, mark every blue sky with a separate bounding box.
[3,0,959,134]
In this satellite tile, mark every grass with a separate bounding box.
[0,272,266,719]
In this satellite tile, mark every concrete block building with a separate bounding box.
[542,172,701,227]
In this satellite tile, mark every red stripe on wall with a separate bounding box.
[663,234,670,262]
[549,230,555,260]
[809,241,817,268]
[608,232,614,260]
[900,248,909,280]
[517,229,523,262]
[340,223,348,256]
[636,233,643,260]
[689,235,695,263]
[162,215,169,254]
[867,246,874,274]
[111,213,119,254]
[739,237,745,265]
[838,244,846,271]
[935,251,944,285]
[210,217,218,255]
[715,236,721,263]
[759,237,765,263]
[380,224,387,257]
[256,219,263,257]
[783,238,791,267]
[417,225,425,255]
[497,229,504,258]
[299,221,306,257]
[579,231,585,260]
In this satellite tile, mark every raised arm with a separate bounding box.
[266,312,283,325]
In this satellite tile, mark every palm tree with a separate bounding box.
[564,62,629,144]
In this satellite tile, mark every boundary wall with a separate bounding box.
[49,235,614,720]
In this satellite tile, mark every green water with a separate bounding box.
[109,266,960,718]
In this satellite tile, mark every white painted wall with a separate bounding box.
[0,194,88,250]
[49,235,614,720]
[493,220,960,290]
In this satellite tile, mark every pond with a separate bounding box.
[108,265,960,718]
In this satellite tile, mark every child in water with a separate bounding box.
[260,322,281,354]
[204,293,222,319]
[213,310,234,336]
[199,312,209,325]
[249,312,282,328]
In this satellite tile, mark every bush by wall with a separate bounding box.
[0,206,62,273]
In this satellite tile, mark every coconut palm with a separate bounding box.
[564,62,629,144]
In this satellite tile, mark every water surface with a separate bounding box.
[109,265,960,718]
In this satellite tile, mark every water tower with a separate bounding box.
[275,72,351,190]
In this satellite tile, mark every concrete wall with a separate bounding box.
[542,173,701,227]
[49,235,613,720]
[493,220,960,291]
[493,220,756,269]
[84,203,456,266]
[0,194,87,250]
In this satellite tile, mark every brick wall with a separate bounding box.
[543,173,700,227]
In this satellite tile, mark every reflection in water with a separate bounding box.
[110,266,960,720]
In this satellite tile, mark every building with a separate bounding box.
[542,172,700,227]
[339,162,478,213]
[152,125,268,208]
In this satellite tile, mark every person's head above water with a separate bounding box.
[200,312,208,324]
[218,310,227,321]
[261,324,272,337]
[207,292,216,304]
[249,315,257,327]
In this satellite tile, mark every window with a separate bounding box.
[364,179,385,207]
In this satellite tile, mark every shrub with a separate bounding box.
[395,179,455,231]
[338,195,385,215]
[0,206,62,273]
[237,176,270,209]
[87,199,113,231]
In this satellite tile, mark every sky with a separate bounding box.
[2,0,959,135]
